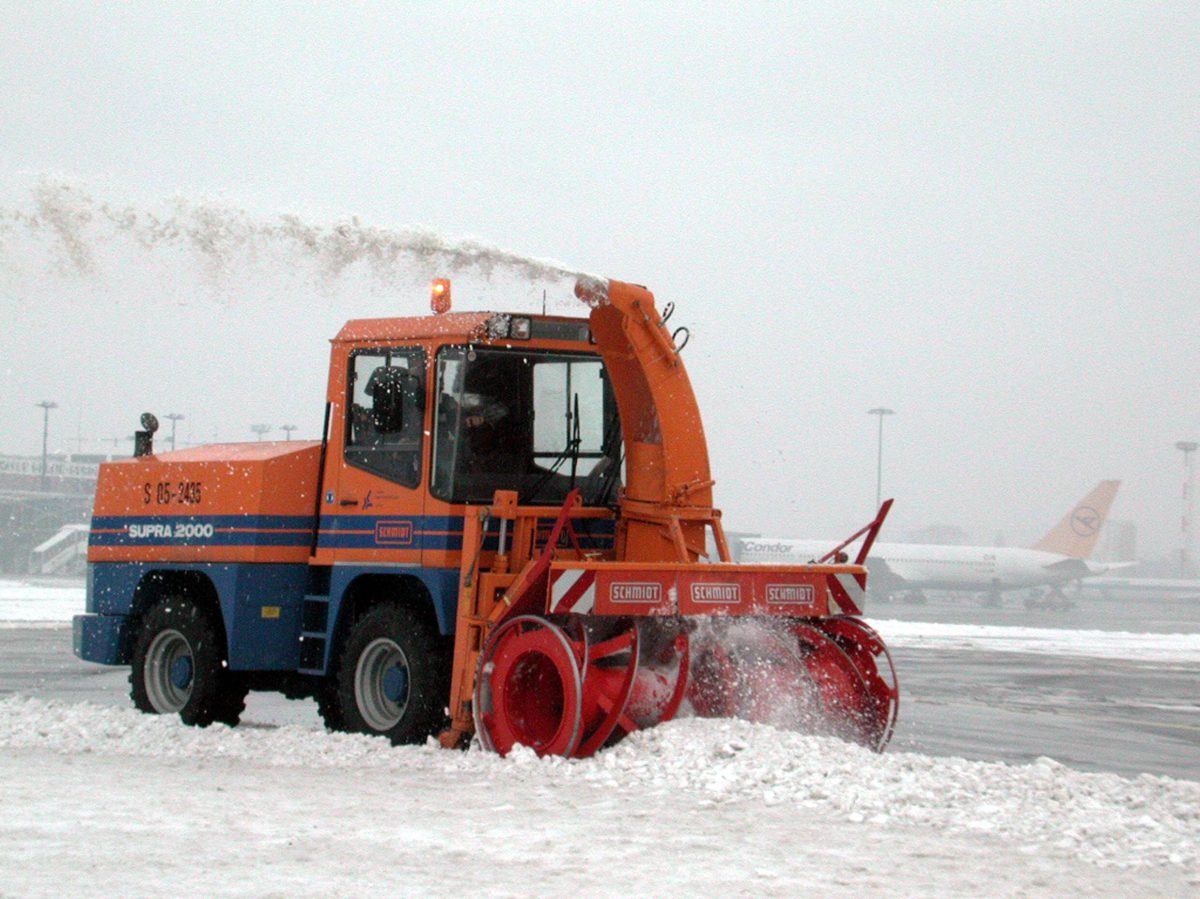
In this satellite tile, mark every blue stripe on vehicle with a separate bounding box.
[91,512,615,551]
[90,514,316,547]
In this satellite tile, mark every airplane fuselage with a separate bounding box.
[737,539,1088,594]
[737,481,1121,598]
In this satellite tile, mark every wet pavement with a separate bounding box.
[872,590,1200,779]
[889,646,1199,779]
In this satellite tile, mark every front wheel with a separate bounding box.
[130,596,246,727]
[325,603,449,744]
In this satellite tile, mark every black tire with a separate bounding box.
[129,595,247,727]
[324,603,450,744]
[315,682,346,731]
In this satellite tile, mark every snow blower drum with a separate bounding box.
[472,613,897,759]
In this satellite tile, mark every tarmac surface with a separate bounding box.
[876,589,1200,779]
[4,586,1198,782]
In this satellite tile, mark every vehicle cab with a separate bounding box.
[313,306,623,575]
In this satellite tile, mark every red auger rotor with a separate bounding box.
[473,616,689,759]
[473,613,898,758]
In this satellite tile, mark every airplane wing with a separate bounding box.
[1086,560,1140,575]
[1042,558,1135,580]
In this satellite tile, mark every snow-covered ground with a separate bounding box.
[1,578,1197,896]
[0,577,82,625]
[2,697,1197,896]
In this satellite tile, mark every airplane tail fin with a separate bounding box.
[1031,480,1121,559]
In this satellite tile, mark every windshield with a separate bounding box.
[432,346,622,506]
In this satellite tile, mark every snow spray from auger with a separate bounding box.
[0,175,589,310]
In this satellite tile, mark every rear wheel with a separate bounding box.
[325,603,449,744]
[130,596,246,727]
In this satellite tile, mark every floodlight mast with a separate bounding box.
[36,400,58,491]
[165,413,184,451]
[867,408,895,510]
[1177,441,1199,576]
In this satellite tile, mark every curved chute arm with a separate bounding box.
[577,278,718,561]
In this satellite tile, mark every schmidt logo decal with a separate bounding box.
[1070,506,1101,537]
[690,583,741,604]
[610,582,661,604]
[766,584,815,605]
[375,520,414,546]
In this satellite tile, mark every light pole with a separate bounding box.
[1177,441,1198,577]
[250,424,272,441]
[165,413,184,451]
[867,407,895,510]
[280,424,297,441]
[35,400,58,491]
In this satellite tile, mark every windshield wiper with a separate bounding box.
[526,394,582,504]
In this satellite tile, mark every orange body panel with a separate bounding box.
[88,441,321,564]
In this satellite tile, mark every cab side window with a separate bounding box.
[346,348,425,488]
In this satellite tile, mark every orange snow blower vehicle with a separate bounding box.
[76,276,898,756]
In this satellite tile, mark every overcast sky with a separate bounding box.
[2,3,1197,557]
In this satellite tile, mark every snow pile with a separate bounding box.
[2,696,1196,874]
[0,578,82,626]
[585,719,1200,872]
[0,694,485,772]
[871,618,1200,664]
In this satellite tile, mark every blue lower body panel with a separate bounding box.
[81,560,461,675]
[327,565,460,637]
[73,613,129,665]
[84,561,311,672]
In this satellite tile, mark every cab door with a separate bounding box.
[322,346,428,564]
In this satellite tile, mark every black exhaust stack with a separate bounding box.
[134,412,159,457]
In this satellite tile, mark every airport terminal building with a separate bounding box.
[0,453,106,574]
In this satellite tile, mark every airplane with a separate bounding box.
[737,480,1124,608]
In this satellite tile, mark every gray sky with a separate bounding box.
[2,2,1197,557]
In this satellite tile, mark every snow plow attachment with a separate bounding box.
[444,491,898,758]
[439,278,899,758]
